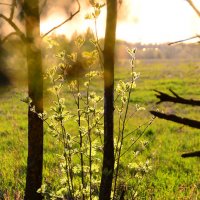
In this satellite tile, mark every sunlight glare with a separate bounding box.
[40,0,200,44]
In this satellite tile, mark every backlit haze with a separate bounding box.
[40,0,200,44]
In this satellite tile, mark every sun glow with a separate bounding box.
[40,0,200,44]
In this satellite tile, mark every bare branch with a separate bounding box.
[0,14,25,41]
[0,3,12,6]
[94,16,104,70]
[42,0,80,38]
[181,151,200,158]
[154,89,200,106]
[169,89,179,98]
[169,1,200,45]
[94,17,103,53]
[186,0,200,17]
[10,0,17,20]
[40,0,48,15]
[150,111,200,129]
[1,32,18,43]
[168,35,200,45]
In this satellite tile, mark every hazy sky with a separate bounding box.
[117,0,200,43]
[0,0,200,43]
[41,0,200,44]
[116,0,200,44]
[1,0,199,44]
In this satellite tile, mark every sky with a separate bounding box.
[40,0,200,44]
[1,0,200,44]
[116,0,200,44]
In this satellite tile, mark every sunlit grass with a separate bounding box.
[0,60,200,199]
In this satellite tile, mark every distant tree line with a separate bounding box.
[116,41,200,60]
[2,35,200,85]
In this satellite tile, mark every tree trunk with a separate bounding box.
[0,42,10,88]
[24,1,43,199]
[99,0,117,199]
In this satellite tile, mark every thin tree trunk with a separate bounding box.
[99,0,117,199]
[0,42,10,87]
[24,1,43,199]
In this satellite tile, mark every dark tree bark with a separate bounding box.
[0,1,80,199]
[24,1,43,199]
[99,0,117,199]
[0,42,10,87]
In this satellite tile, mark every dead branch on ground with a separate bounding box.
[181,151,200,158]
[154,89,200,106]
[150,111,200,129]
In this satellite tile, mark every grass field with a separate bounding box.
[0,59,200,199]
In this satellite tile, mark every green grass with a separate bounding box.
[0,60,200,199]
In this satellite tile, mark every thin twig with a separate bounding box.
[53,79,75,198]
[123,120,152,140]
[169,88,179,98]
[168,35,200,45]
[42,0,80,38]
[114,103,123,159]
[186,0,200,17]
[0,14,26,41]
[0,3,12,6]
[10,0,16,20]
[94,17,104,70]
[94,17,103,53]
[120,117,155,158]
[40,0,48,14]
[0,0,25,42]
[77,77,85,200]
[113,59,135,198]
[1,32,18,43]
